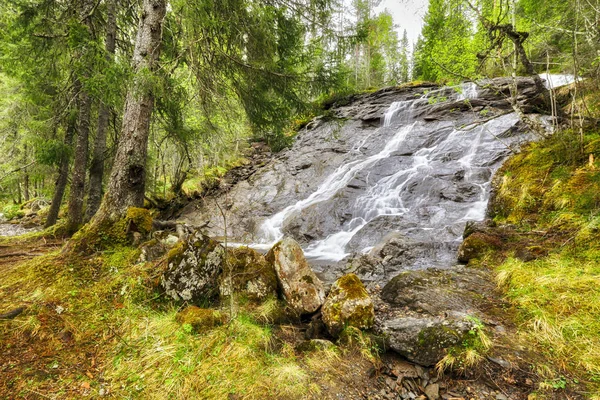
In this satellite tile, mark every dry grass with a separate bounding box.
[0,238,378,399]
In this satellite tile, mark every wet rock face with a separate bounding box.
[382,314,476,367]
[322,273,375,337]
[161,231,224,302]
[265,237,325,314]
[180,77,546,269]
[219,247,278,302]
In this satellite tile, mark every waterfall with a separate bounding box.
[236,77,570,264]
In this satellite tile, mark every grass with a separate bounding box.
[497,255,600,380]
[0,235,378,399]
[489,124,600,397]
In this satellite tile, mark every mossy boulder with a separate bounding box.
[322,273,375,337]
[265,237,325,315]
[161,231,224,302]
[175,306,226,333]
[381,314,477,366]
[457,232,501,263]
[219,247,278,303]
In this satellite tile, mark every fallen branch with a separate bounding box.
[0,306,26,320]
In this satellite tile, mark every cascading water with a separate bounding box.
[191,75,573,271]
[254,82,529,262]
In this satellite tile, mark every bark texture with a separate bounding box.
[66,83,92,233]
[45,118,76,228]
[92,0,167,223]
[85,0,117,222]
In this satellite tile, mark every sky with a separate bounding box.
[374,0,428,47]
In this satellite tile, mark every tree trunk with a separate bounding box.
[85,0,117,222]
[91,0,167,224]
[22,143,29,203]
[45,118,76,228]
[66,82,92,234]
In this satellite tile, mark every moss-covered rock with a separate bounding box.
[175,306,226,333]
[381,314,477,367]
[322,273,374,337]
[219,247,278,303]
[457,232,501,263]
[265,237,325,315]
[161,231,224,302]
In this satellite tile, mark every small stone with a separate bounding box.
[55,305,64,315]
[424,383,440,400]
[496,394,508,400]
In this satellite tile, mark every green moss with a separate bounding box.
[458,232,502,264]
[221,246,278,302]
[126,207,153,235]
[335,273,369,300]
[175,306,226,333]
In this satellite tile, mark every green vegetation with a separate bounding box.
[0,237,378,399]
[436,316,492,374]
[482,108,600,394]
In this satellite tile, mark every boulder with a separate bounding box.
[219,246,278,302]
[175,306,226,333]
[265,237,325,314]
[381,268,487,316]
[322,273,375,337]
[381,314,477,366]
[161,231,224,302]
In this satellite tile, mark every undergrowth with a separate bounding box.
[491,125,600,397]
[0,236,377,399]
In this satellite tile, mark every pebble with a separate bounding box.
[424,383,440,400]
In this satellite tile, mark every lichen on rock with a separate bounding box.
[219,246,278,303]
[322,273,374,337]
[265,237,325,315]
[161,231,224,303]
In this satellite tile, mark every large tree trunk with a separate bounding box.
[45,118,76,228]
[66,83,92,234]
[91,0,167,224]
[85,0,117,222]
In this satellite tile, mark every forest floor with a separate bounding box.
[0,225,588,400]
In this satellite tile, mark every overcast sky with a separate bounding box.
[375,0,428,47]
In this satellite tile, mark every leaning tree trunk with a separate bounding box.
[91,0,167,225]
[85,0,117,222]
[45,118,76,228]
[66,84,92,234]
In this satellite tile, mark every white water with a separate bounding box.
[248,76,569,262]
